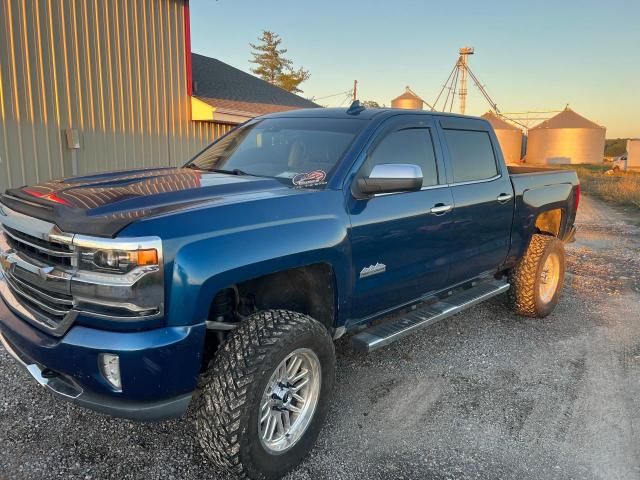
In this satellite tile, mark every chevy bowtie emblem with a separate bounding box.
[359,262,386,278]
[38,266,54,279]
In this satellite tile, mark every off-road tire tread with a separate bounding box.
[508,234,562,317]
[195,309,333,479]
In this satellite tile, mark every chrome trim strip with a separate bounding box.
[369,174,503,198]
[448,174,502,187]
[74,296,159,315]
[5,271,73,306]
[0,331,83,399]
[4,273,69,316]
[73,234,163,251]
[0,269,76,336]
[1,225,75,257]
[373,183,449,197]
[0,249,73,281]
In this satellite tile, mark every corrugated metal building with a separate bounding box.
[481,111,523,164]
[0,0,317,193]
[526,107,606,165]
[0,0,222,192]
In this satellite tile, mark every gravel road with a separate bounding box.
[1,195,639,480]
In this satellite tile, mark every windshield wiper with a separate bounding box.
[185,165,251,176]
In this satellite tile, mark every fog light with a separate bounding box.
[99,353,122,391]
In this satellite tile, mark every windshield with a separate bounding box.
[186,117,364,187]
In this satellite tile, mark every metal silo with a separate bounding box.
[627,139,640,170]
[391,87,424,110]
[526,108,606,165]
[481,112,523,164]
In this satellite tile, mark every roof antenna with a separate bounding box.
[347,99,365,115]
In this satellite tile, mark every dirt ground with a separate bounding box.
[0,195,638,480]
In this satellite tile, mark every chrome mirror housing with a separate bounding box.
[357,164,423,195]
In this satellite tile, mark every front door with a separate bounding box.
[347,116,454,321]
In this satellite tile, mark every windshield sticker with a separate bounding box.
[292,170,327,187]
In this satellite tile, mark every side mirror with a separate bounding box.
[357,164,423,195]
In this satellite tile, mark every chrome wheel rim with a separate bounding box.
[258,348,321,453]
[539,252,560,304]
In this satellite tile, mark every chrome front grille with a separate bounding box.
[3,269,73,329]
[2,225,74,267]
[0,207,76,336]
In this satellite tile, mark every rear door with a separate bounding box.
[347,115,454,320]
[437,117,514,285]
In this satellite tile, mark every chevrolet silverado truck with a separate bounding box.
[0,104,579,479]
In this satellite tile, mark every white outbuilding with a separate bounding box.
[627,139,640,170]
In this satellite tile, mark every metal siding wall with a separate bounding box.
[0,0,228,191]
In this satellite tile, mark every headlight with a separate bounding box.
[71,235,164,321]
[80,247,159,273]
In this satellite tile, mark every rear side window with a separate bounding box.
[365,128,438,187]
[443,129,498,183]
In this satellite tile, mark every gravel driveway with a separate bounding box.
[1,195,638,480]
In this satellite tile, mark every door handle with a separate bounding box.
[430,204,452,215]
[497,193,513,203]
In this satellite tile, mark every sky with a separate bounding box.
[190,0,640,138]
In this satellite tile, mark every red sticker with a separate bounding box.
[292,170,327,187]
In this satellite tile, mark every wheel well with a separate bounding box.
[200,264,337,371]
[535,208,563,237]
[235,263,336,329]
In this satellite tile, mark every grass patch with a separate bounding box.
[556,165,640,207]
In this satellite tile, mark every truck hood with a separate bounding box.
[1,167,305,237]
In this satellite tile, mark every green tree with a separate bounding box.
[605,138,628,157]
[362,100,382,108]
[250,31,310,94]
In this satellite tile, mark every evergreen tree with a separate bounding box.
[250,31,310,94]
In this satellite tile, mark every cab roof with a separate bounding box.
[262,107,484,122]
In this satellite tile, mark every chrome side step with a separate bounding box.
[351,280,510,352]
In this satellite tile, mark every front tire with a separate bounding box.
[195,310,335,479]
[508,234,565,317]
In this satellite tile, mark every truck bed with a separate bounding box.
[505,165,580,268]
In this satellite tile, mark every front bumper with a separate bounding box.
[0,289,206,421]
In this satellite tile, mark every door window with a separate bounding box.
[363,128,439,187]
[443,129,498,183]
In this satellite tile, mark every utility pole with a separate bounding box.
[458,47,474,114]
[353,80,358,101]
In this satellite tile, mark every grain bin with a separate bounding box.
[627,139,640,170]
[481,112,523,164]
[526,108,605,165]
[391,87,424,110]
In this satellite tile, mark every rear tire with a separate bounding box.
[508,234,565,318]
[195,309,335,480]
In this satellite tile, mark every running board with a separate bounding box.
[351,280,510,352]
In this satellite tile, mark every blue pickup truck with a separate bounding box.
[0,104,578,479]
